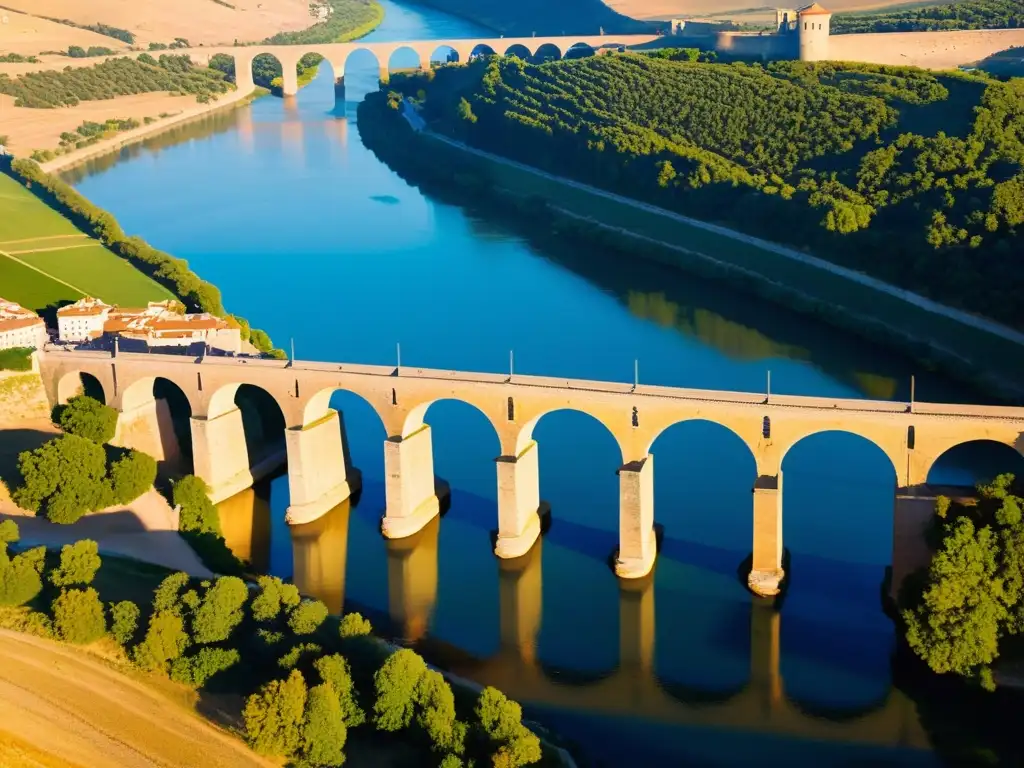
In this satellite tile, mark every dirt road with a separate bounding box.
[0,629,274,768]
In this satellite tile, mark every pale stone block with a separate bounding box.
[616,455,656,579]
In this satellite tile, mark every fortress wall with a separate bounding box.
[715,31,796,60]
[828,29,1024,70]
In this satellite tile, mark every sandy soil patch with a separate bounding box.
[0,371,51,426]
[605,0,958,22]
[0,629,274,768]
[0,9,130,57]
[0,91,198,154]
[1,0,313,47]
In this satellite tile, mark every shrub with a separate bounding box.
[173,475,220,534]
[13,434,113,524]
[52,587,107,644]
[416,670,465,755]
[109,600,140,645]
[0,347,33,371]
[133,610,189,670]
[191,576,248,644]
[301,684,348,767]
[0,544,45,606]
[56,396,118,444]
[243,669,308,757]
[49,539,102,586]
[251,575,302,622]
[475,687,541,768]
[288,599,328,635]
[153,571,190,614]
[278,642,322,670]
[373,648,428,731]
[0,519,20,543]
[110,450,157,504]
[313,654,364,727]
[170,647,240,687]
[339,611,372,638]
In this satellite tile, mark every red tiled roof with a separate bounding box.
[798,3,831,15]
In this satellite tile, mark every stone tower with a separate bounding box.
[797,3,831,61]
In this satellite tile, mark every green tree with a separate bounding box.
[13,434,113,524]
[416,669,465,755]
[133,611,189,671]
[110,450,157,504]
[373,648,428,731]
[170,647,240,688]
[251,575,301,622]
[172,475,221,534]
[0,519,19,543]
[49,539,102,587]
[475,687,541,768]
[288,599,328,635]
[458,97,477,123]
[109,600,140,645]
[153,571,190,615]
[51,587,107,644]
[339,611,372,638]
[314,653,365,726]
[191,576,248,644]
[301,683,348,767]
[278,642,323,670]
[0,543,45,606]
[244,669,308,757]
[56,395,117,444]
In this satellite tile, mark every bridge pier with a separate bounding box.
[386,514,439,642]
[619,575,655,672]
[382,425,444,539]
[749,473,784,597]
[190,408,253,503]
[890,487,938,603]
[378,65,390,84]
[750,599,783,710]
[495,441,544,559]
[615,455,657,579]
[292,498,351,615]
[334,75,345,103]
[498,538,543,664]
[285,409,357,525]
[113,393,184,469]
[281,63,299,96]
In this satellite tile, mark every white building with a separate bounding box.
[0,298,47,350]
[57,298,242,353]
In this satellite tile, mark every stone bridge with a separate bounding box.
[171,34,660,96]
[38,349,1024,595]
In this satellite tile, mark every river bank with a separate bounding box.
[362,92,1024,402]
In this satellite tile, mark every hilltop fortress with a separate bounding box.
[668,3,1024,70]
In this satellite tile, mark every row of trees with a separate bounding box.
[388,52,1024,330]
[67,46,116,58]
[262,0,383,45]
[833,0,1024,34]
[0,55,231,109]
[8,396,156,524]
[6,159,285,357]
[0,521,546,768]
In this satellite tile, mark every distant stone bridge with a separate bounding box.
[171,34,660,95]
[38,349,1024,595]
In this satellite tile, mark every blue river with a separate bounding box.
[66,2,1024,763]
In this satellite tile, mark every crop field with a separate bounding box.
[0,173,172,311]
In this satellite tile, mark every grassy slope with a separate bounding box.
[408,0,653,35]
[0,173,173,311]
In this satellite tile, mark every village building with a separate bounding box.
[56,297,241,353]
[0,298,48,350]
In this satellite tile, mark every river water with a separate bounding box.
[65,2,1024,764]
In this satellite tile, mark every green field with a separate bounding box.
[0,173,173,311]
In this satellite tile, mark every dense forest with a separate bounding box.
[833,0,1024,33]
[261,0,383,44]
[407,0,653,36]
[382,53,1024,330]
[0,55,232,108]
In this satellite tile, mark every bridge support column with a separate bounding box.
[750,599,783,709]
[615,455,656,579]
[387,515,439,642]
[749,473,784,597]
[285,409,357,525]
[281,63,299,96]
[190,408,251,503]
[619,575,655,672]
[495,441,544,559]
[378,66,390,84]
[890,487,936,604]
[498,539,542,664]
[382,425,442,539]
[235,57,255,93]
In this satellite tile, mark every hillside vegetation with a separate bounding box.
[833,0,1024,34]
[407,0,653,35]
[384,53,1024,330]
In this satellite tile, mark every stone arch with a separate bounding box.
[644,417,758,462]
[56,370,107,405]
[429,44,459,66]
[924,437,1024,486]
[777,426,902,482]
[116,376,195,474]
[532,43,562,63]
[468,43,498,60]
[505,43,532,60]
[303,386,388,432]
[342,46,381,77]
[250,51,287,92]
[515,407,624,463]
[565,42,596,60]
[387,45,424,76]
